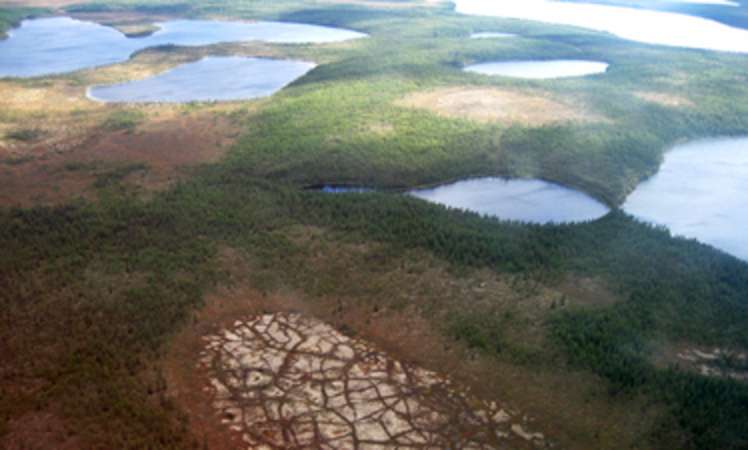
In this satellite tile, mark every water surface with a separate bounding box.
[88,57,315,103]
[624,138,748,260]
[0,17,365,78]
[465,60,608,79]
[471,32,516,39]
[316,185,374,194]
[454,0,748,52]
[410,177,610,224]
[675,0,738,5]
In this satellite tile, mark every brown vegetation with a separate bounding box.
[0,45,264,206]
[1,410,81,450]
[161,237,661,449]
[0,110,242,206]
[165,276,544,448]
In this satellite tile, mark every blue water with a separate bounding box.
[471,32,516,39]
[315,185,374,194]
[0,17,366,78]
[455,0,748,53]
[88,57,315,103]
[410,177,610,224]
[624,138,748,261]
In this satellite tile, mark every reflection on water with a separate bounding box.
[454,0,748,52]
[471,32,516,39]
[676,0,738,6]
[313,185,374,194]
[88,57,315,103]
[465,60,608,79]
[0,17,366,78]
[410,177,610,224]
[624,138,748,261]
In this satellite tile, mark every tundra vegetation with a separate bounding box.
[1,1,748,449]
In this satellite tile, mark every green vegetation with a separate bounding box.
[4,127,42,142]
[96,1,748,205]
[93,163,149,188]
[4,170,748,448]
[0,7,42,38]
[102,110,146,132]
[2,1,748,449]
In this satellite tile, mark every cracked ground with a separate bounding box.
[199,313,546,449]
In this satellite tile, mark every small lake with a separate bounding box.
[465,60,608,79]
[410,177,610,224]
[0,17,366,78]
[315,185,374,194]
[623,138,748,261]
[454,0,748,53]
[471,32,516,39]
[88,57,315,103]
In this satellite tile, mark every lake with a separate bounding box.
[410,177,610,224]
[0,17,366,78]
[471,32,516,39]
[623,138,748,261]
[314,185,374,194]
[464,60,608,79]
[454,0,748,53]
[88,57,316,103]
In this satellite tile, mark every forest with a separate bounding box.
[1,1,748,449]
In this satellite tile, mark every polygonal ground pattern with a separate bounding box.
[199,313,546,449]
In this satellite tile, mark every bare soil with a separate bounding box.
[653,342,748,382]
[162,243,663,449]
[202,312,546,448]
[165,288,546,449]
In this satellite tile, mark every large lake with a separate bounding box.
[454,0,748,53]
[624,138,748,261]
[0,17,366,78]
[88,57,315,103]
[410,177,610,224]
[465,60,608,79]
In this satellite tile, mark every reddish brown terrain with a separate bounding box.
[0,112,240,206]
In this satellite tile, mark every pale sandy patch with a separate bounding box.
[398,86,604,126]
[635,91,694,108]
